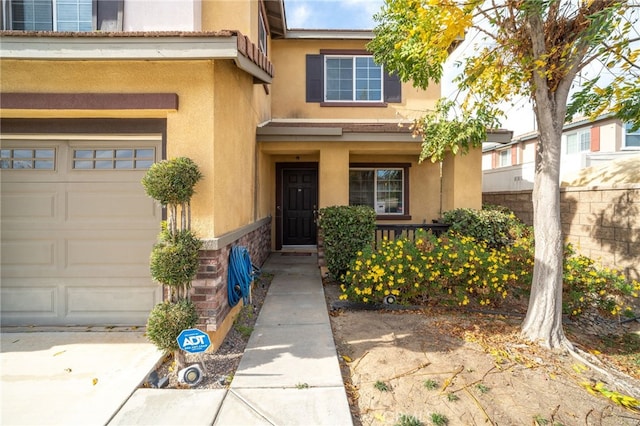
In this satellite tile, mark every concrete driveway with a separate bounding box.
[1,328,162,426]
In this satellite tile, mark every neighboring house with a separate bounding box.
[0,0,506,335]
[482,115,640,192]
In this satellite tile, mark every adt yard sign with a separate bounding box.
[177,329,211,354]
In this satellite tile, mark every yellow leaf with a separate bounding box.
[342,355,352,363]
[53,350,66,357]
[92,378,98,386]
[572,363,588,374]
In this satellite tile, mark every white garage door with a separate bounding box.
[1,135,163,326]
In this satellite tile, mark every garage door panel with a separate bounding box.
[67,239,154,267]
[1,186,60,221]
[67,184,158,222]
[66,284,160,314]
[1,285,58,315]
[1,239,56,266]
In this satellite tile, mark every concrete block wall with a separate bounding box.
[483,185,640,281]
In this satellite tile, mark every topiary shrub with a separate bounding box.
[142,157,203,366]
[442,206,524,248]
[317,205,376,279]
[141,157,203,206]
[150,225,203,301]
[146,299,199,353]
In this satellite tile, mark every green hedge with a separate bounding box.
[442,206,524,248]
[317,205,376,279]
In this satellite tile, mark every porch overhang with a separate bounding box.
[0,31,273,84]
[257,120,513,144]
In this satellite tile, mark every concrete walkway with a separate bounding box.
[0,329,162,426]
[110,252,353,425]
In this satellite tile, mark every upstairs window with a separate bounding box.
[3,0,123,31]
[565,129,590,154]
[306,51,401,105]
[624,122,640,148]
[325,56,382,102]
[258,6,267,55]
[498,149,511,167]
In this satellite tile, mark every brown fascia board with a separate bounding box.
[0,93,178,111]
[256,121,420,143]
[0,30,273,83]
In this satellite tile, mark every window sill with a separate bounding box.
[321,102,388,108]
[376,215,412,221]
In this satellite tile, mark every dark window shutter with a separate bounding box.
[96,0,123,31]
[384,72,402,103]
[306,54,324,103]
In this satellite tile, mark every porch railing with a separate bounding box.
[374,223,450,248]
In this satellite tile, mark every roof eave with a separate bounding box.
[283,29,374,40]
[0,33,273,84]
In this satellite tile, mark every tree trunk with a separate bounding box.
[520,96,571,349]
[519,8,583,351]
[520,137,570,348]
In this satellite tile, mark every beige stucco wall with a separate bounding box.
[259,140,459,226]
[0,58,270,240]
[202,0,254,38]
[211,61,262,234]
[269,39,440,121]
[441,147,483,212]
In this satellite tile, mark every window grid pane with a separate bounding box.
[376,169,403,214]
[355,57,382,101]
[349,168,404,215]
[566,130,590,154]
[72,148,155,170]
[0,148,56,170]
[11,0,53,30]
[326,58,354,101]
[625,123,640,147]
[498,150,511,167]
[349,170,375,206]
[579,131,591,151]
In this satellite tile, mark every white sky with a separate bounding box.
[284,0,382,30]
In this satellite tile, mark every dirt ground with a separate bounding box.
[149,269,640,426]
[324,282,640,426]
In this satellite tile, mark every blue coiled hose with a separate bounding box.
[227,245,259,307]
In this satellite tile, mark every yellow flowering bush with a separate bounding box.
[563,244,638,318]
[342,230,534,307]
[341,228,638,319]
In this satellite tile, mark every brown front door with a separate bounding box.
[276,164,318,247]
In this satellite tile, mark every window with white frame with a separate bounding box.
[258,7,267,55]
[325,56,383,102]
[349,167,406,215]
[498,149,511,167]
[565,129,591,154]
[624,122,640,148]
[3,0,122,31]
